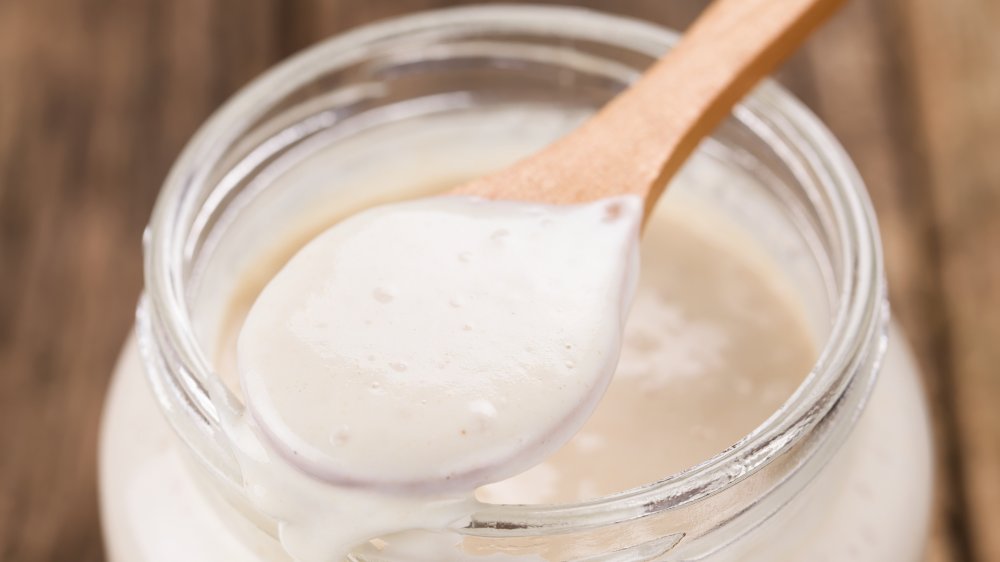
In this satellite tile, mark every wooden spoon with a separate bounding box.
[452,0,843,218]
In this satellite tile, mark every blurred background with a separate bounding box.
[0,1,997,561]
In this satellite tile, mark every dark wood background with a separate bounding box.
[1,1,997,561]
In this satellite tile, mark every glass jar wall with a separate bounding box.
[99,6,932,561]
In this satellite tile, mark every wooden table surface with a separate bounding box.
[1,1,997,561]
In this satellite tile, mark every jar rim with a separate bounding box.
[140,4,887,536]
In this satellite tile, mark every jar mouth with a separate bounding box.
[139,4,887,536]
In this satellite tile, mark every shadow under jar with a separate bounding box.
[99,6,933,562]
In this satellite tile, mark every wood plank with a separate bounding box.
[0,1,279,559]
[893,0,1000,560]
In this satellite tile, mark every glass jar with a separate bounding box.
[99,6,933,561]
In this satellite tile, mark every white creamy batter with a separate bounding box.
[232,195,642,560]
[239,195,641,491]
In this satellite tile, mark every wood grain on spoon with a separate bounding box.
[453,0,844,217]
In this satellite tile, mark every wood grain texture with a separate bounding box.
[0,1,280,560]
[894,1,1000,560]
[0,1,996,561]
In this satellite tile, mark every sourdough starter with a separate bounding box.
[101,184,931,560]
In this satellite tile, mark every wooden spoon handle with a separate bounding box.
[455,0,844,215]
